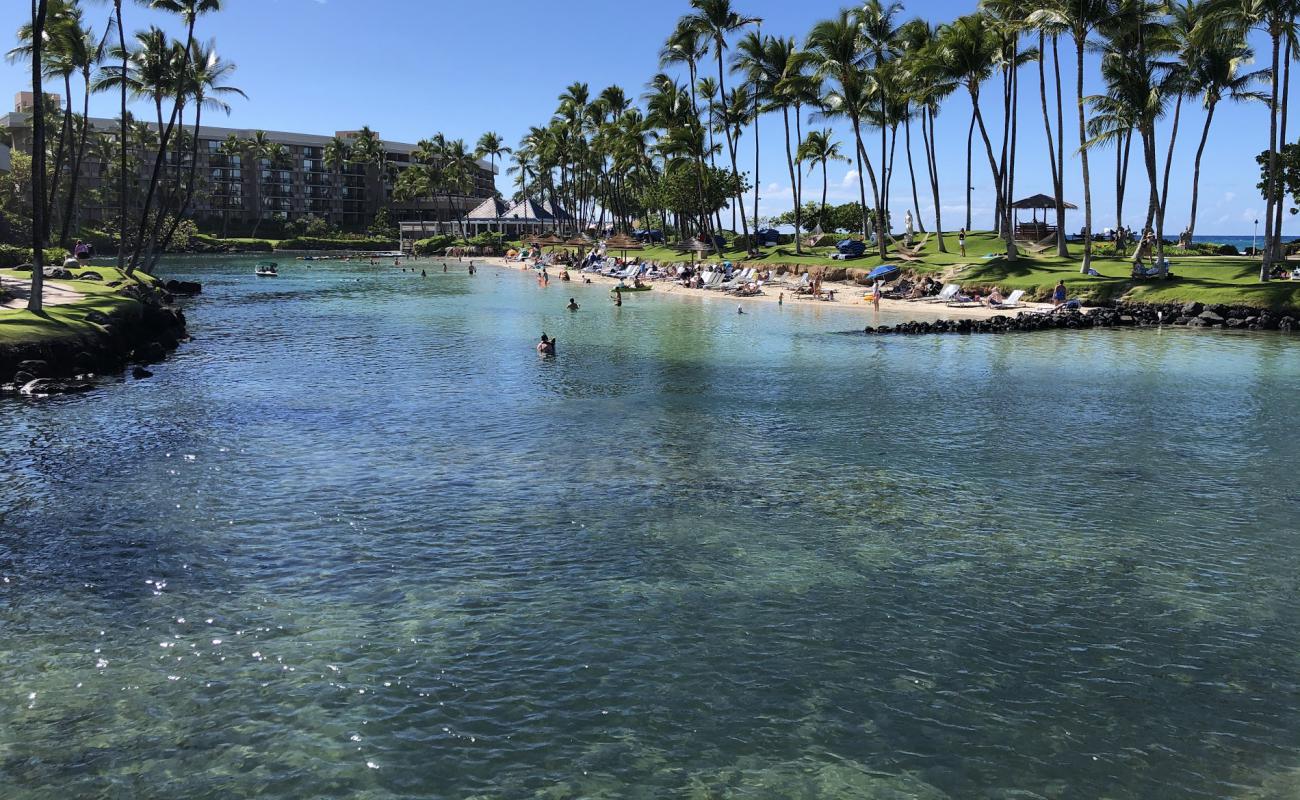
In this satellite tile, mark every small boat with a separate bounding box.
[255,262,278,277]
[612,284,652,292]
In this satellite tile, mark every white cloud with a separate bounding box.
[840,169,859,187]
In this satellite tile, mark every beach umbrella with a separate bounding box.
[604,233,645,259]
[867,265,900,282]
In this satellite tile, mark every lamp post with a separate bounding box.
[1254,218,1259,254]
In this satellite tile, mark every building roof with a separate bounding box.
[464,196,511,220]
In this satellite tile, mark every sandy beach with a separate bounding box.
[467,256,1059,321]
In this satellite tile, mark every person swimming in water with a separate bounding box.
[567,298,579,311]
[421,269,427,277]
[537,333,557,355]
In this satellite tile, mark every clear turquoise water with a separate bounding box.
[2,255,1300,799]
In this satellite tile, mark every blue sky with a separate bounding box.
[1,0,1288,236]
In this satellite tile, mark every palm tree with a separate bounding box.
[807,9,876,239]
[474,131,511,230]
[216,132,242,236]
[733,30,783,244]
[798,129,849,228]
[937,13,1018,260]
[662,21,720,238]
[681,0,761,244]
[1183,22,1267,237]
[27,0,50,312]
[242,130,270,236]
[323,135,350,227]
[1029,0,1110,273]
[152,38,243,270]
[1240,0,1300,278]
[858,0,903,256]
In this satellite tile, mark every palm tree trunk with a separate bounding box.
[752,86,760,237]
[1272,34,1291,264]
[1158,93,1183,229]
[1076,32,1093,273]
[1008,58,1020,247]
[716,45,749,242]
[1187,102,1216,239]
[29,0,49,314]
[885,124,898,237]
[821,158,830,224]
[922,106,946,252]
[60,69,93,247]
[1053,34,1067,256]
[1262,31,1281,279]
[154,100,207,270]
[44,75,73,238]
[794,100,805,246]
[971,90,1017,261]
[1143,127,1166,271]
[115,0,126,270]
[877,95,888,257]
[905,114,924,234]
[783,106,802,254]
[965,112,975,231]
[1038,31,1062,257]
[850,117,870,238]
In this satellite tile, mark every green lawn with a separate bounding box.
[624,231,1300,311]
[0,266,158,345]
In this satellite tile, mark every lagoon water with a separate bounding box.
[2,255,1300,799]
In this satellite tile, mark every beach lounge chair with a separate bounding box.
[791,273,812,293]
[920,283,960,303]
[989,289,1026,309]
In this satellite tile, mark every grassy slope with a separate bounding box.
[0,266,159,345]
[630,231,1300,311]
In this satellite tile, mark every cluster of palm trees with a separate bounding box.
[509,0,1285,278]
[13,0,240,312]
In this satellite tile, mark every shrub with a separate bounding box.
[413,235,455,256]
[278,236,396,251]
[0,245,69,268]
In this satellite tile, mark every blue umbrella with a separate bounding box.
[867,265,900,281]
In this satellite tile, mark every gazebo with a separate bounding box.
[604,233,644,259]
[1012,194,1077,242]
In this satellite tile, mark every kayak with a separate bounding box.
[612,285,653,292]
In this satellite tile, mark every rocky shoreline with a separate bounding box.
[0,278,196,396]
[863,301,1300,336]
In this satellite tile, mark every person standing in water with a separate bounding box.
[537,333,557,355]
[567,298,579,311]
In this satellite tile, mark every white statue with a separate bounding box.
[904,211,914,244]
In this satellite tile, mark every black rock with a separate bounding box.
[1181,301,1203,316]
[164,279,202,296]
[78,271,103,282]
[85,309,112,326]
[1198,310,1225,324]
[42,267,75,280]
[17,359,50,376]
[1186,317,1209,328]
[131,366,153,379]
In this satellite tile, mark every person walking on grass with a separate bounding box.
[958,229,967,258]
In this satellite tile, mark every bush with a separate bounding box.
[0,245,69,268]
[413,234,455,256]
[278,236,396,251]
[466,231,506,249]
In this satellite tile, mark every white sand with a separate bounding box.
[466,257,1058,321]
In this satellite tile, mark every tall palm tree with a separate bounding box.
[152,38,242,270]
[216,131,242,236]
[681,0,761,243]
[1240,0,1300,278]
[1183,22,1267,237]
[662,21,720,238]
[27,0,50,312]
[733,30,783,243]
[807,9,876,239]
[798,128,849,227]
[1029,0,1110,273]
[475,131,510,230]
[858,0,903,256]
[322,135,350,227]
[242,130,270,236]
[937,13,1018,260]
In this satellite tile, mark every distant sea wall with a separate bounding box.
[864,301,1300,336]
